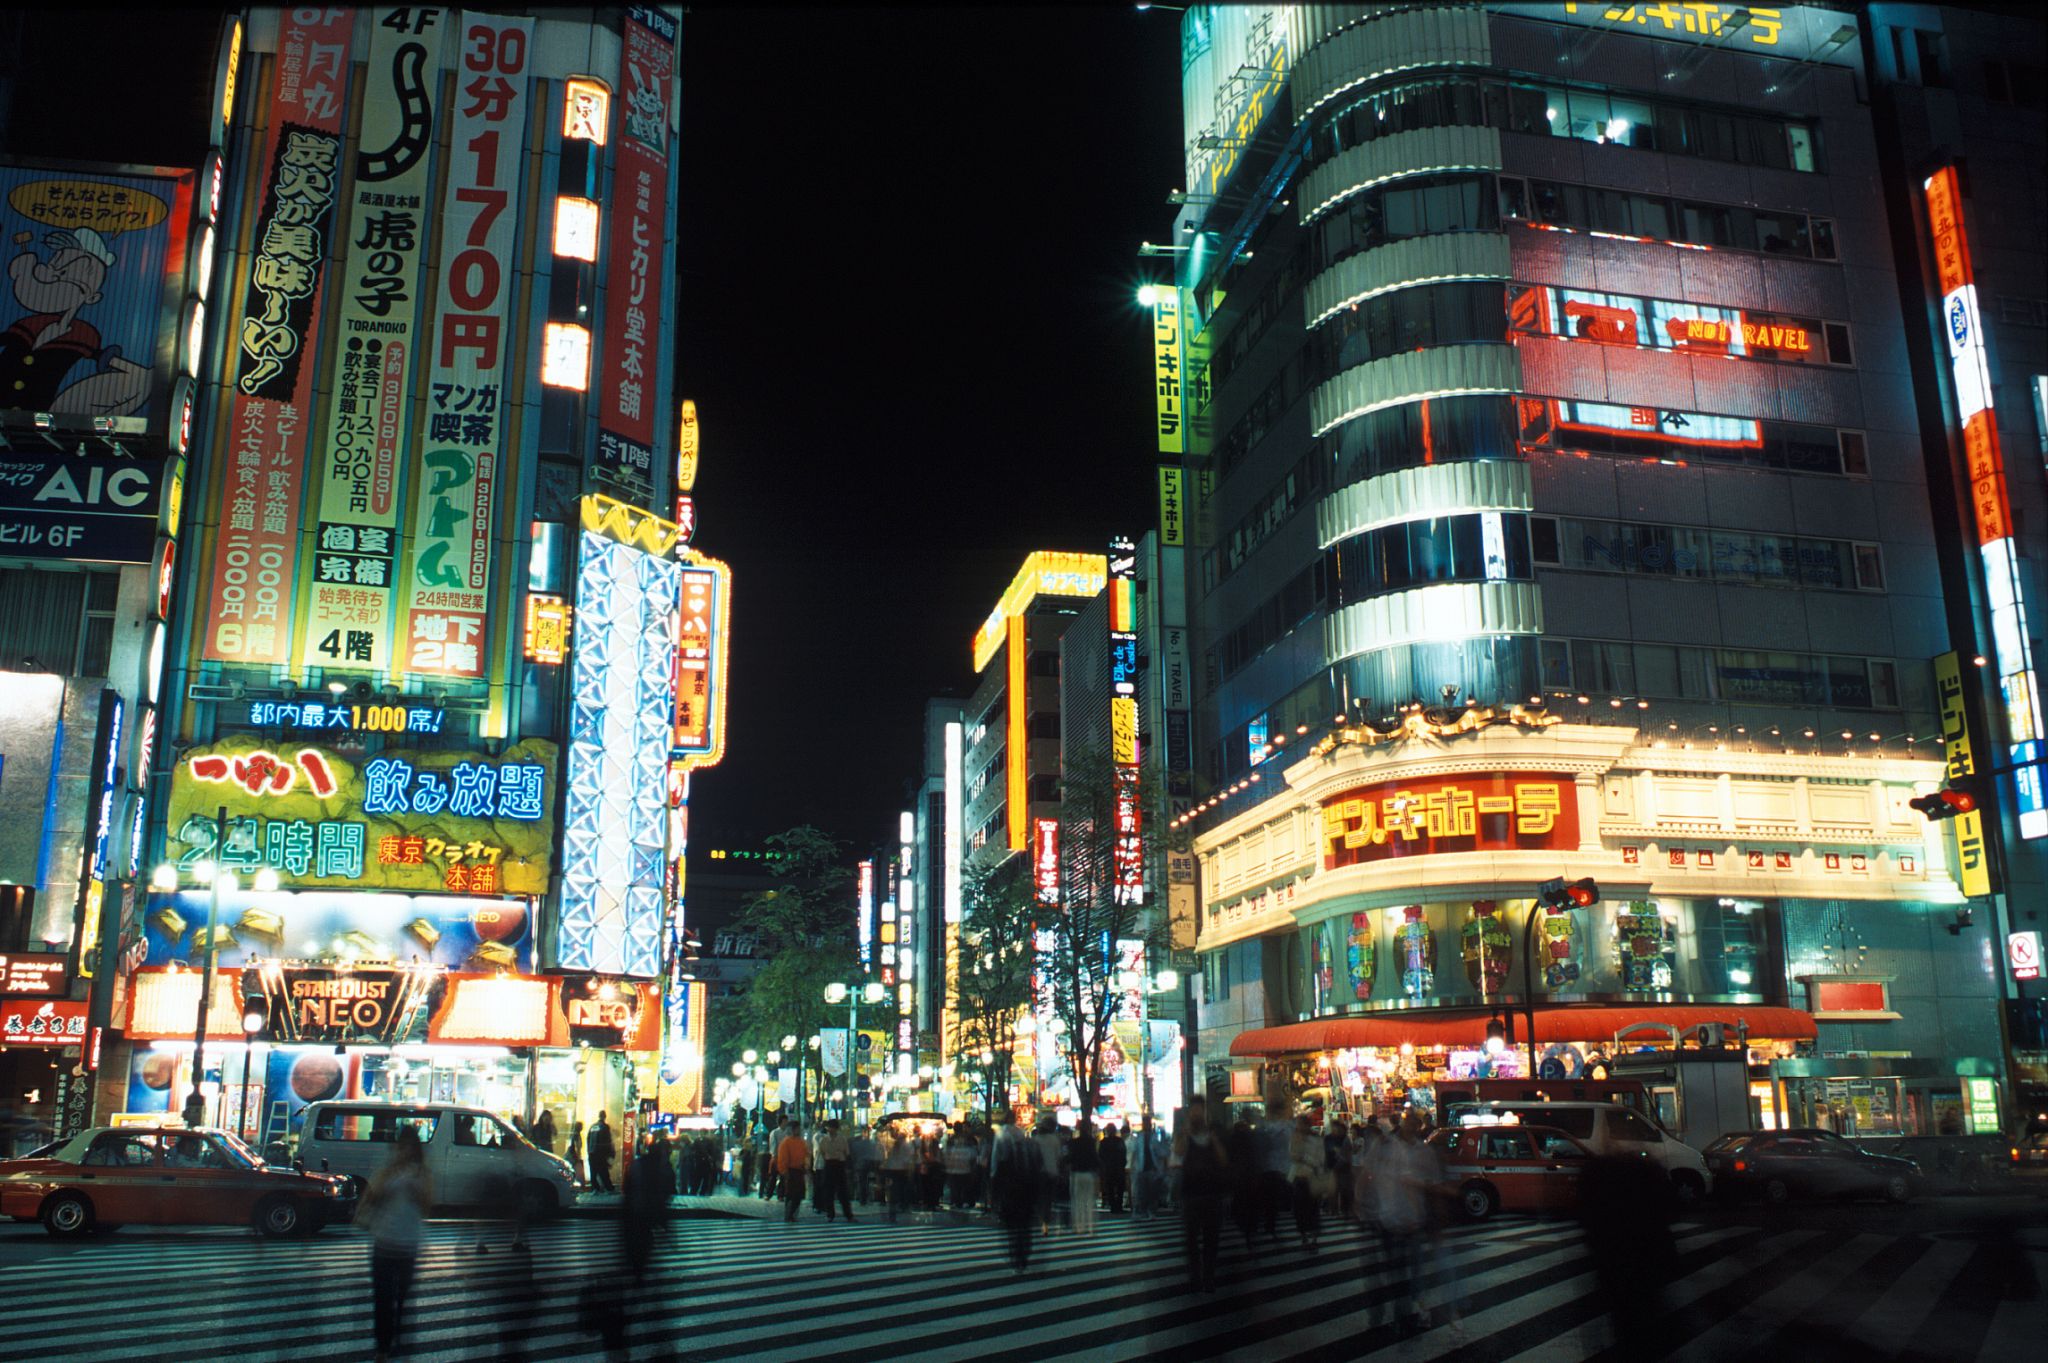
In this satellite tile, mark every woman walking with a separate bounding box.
[358,1126,432,1363]
[1288,1112,1329,1249]
[1068,1120,1100,1236]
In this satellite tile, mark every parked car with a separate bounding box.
[0,1126,354,1237]
[1429,1123,1597,1220]
[1448,1100,1713,1201]
[1702,1128,1918,1204]
[297,1100,575,1217]
[2012,1130,2048,1177]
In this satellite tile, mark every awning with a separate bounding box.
[1227,1004,1817,1057]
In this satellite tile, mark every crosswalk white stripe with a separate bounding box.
[1838,1239,1975,1353]
[1666,1232,1899,1363]
[1499,1219,1818,1358]
[1975,1249,2048,1363]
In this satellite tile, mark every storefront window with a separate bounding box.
[1616,901,1678,991]
[1392,906,1436,1001]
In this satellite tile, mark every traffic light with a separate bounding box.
[1538,877,1600,911]
[1908,780,1980,821]
[240,982,269,1038]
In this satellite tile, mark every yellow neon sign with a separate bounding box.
[971,550,1108,673]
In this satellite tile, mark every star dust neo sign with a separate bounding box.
[1322,773,1580,870]
[168,736,557,895]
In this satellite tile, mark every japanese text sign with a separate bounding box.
[1151,289,1182,454]
[592,5,677,499]
[201,7,356,665]
[166,735,557,894]
[1322,773,1579,870]
[302,6,450,673]
[400,12,532,678]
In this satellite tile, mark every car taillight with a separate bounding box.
[1733,1160,1746,1172]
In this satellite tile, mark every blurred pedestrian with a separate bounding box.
[568,1120,586,1187]
[816,1119,855,1221]
[1033,1114,1064,1233]
[774,1119,811,1223]
[1579,1151,1676,1353]
[1069,1119,1100,1236]
[1100,1123,1129,1214]
[945,1125,979,1210]
[882,1124,915,1221]
[1134,1115,1166,1219]
[586,1113,616,1193]
[357,1126,432,1363]
[1289,1112,1329,1249]
[1255,1100,1294,1242]
[990,1113,1043,1273]
[1368,1113,1436,1335]
[1226,1114,1259,1247]
[1324,1116,1353,1221]
[852,1124,878,1204]
[1174,1096,1228,1293]
[532,1108,557,1155]
[736,1131,757,1195]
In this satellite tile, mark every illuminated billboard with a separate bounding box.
[672,552,732,769]
[1925,166,2046,839]
[166,735,558,895]
[559,523,682,977]
[142,887,536,973]
[592,5,679,500]
[1150,289,1183,454]
[299,10,449,674]
[398,13,534,679]
[199,8,356,665]
[0,162,193,434]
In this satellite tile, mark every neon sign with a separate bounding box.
[237,701,447,734]
[1323,774,1579,870]
[1925,165,2046,839]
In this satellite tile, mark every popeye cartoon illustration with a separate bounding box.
[0,225,150,416]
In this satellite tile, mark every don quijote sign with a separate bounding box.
[256,962,437,1044]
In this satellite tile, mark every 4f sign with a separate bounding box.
[2011,931,2042,981]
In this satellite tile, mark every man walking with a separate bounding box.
[586,1112,617,1193]
[773,1119,811,1224]
[989,1113,1043,1274]
[815,1119,856,1221]
[1100,1123,1129,1214]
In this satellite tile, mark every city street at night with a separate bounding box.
[4,3,2048,1360]
[0,1196,2041,1362]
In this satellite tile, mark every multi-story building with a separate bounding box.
[1160,4,2011,1141]
[0,12,238,1151]
[99,8,697,1151]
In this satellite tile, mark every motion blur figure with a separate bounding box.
[356,1126,432,1363]
[1175,1096,1229,1293]
[990,1112,1043,1273]
[1577,1151,1676,1355]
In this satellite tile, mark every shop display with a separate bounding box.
[1537,903,1584,989]
[1461,901,1512,995]
[1395,906,1435,1000]
[1616,902,1677,991]
[1311,925,1335,1012]
[1346,910,1376,1000]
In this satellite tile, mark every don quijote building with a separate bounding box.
[1152,3,2028,1147]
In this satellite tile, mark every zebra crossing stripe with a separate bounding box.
[1665,1234,1899,1363]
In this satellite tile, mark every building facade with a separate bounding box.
[1160,3,2013,1137]
[87,7,700,1155]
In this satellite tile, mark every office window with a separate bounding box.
[1838,430,1869,476]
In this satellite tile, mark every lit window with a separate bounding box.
[563,78,610,144]
[553,196,599,262]
[540,322,590,391]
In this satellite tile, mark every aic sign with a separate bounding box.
[1323,773,1579,870]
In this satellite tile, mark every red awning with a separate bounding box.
[1226,1004,1816,1057]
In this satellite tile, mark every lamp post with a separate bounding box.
[824,981,888,1122]
[239,1005,263,1142]
[1116,964,1180,1128]
[153,812,281,1129]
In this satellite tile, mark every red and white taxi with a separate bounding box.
[1429,1123,1596,1220]
[1,1126,354,1237]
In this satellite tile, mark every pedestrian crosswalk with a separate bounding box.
[0,1206,2038,1361]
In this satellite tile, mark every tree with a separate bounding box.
[947,861,1037,1122]
[1040,749,1170,1120]
[716,826,858,1122]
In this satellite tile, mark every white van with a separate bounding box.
[1454,1100,1714,1201]
[298,1101,577,1217]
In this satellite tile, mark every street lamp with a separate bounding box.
[153,813,282,1129]
[823,980,889,1121]
[240,1004,265,1143]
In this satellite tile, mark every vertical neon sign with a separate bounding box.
[1926,166,2046,838]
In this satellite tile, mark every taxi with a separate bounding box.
[1429,1123,1595,1220]
[0,1126,354,1237]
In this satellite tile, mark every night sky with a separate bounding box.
[675,7,1185,852]
[3,6,1187,856]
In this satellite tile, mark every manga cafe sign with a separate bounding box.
[1323,773,1579,870]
